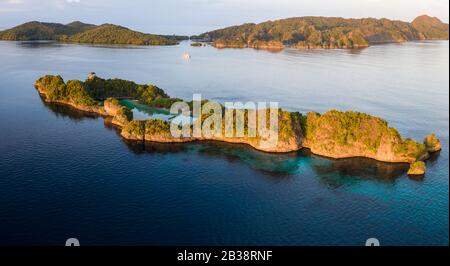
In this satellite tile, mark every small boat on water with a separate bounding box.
[182,52,191,60]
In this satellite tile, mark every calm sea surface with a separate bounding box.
[0,40,448,245]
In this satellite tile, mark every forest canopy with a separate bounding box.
[0,21,182,45]
[196,15,449,49]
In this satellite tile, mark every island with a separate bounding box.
[0,21,188,45]
[34,74,442,175]
[193,15,449,50]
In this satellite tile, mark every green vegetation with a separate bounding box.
[394,139,427,161]
[84,76,181,108]
[190,42,203,47]
[424,133,442,152]
[104,97,133,125]
[123,120,146,136]
[35,75,96,106]
[161,35,190,41]
[302,110,427,162]
[122,119,172,139]
[104,97,120,106]
[66,80,97,106]
[59,24,177,45]
[115,105,133,125]
[278,110,302,140]
[35,74,441,173]
[407,161,426,175]
[35,74,180,111]
[0,21,178,46]
[145,119,171,135]
[412,15,449,39]
[197,15,448,49]
[197,105,302,145]
[0,21,94,41]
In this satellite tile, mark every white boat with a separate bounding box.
[182,52,191,60]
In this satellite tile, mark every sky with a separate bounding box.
[0,0,448,35]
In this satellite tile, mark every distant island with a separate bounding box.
[34,74,442,175]
[193,15,449,49]
[0,21,188,45]
[3,15,447,48]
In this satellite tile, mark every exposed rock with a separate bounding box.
[104,98,133,127]
[103,98,122,116]
[35,75,440,175]
[407,161,426,176]
[424,133,442,152]
[301,110,428,163]
[111,107,132,127]
[250,40,285,50]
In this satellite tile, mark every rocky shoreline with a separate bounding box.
[199,15,449,51]
[35,75,442,175]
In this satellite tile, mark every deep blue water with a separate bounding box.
[0,40,448,246]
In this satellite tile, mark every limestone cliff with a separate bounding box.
[104,98,133,127]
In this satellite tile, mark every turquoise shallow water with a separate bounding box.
[0,40,448,245]
[119,99,172,120]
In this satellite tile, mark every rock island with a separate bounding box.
[35,74,441,175]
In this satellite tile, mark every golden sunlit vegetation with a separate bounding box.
[424,133,442,152]
[412,15,450,39]
[302,110,428,162]
[58,24,178,45]
[123,120,146,136]
[35,74,441,173]
[35,75,96,106]
[196,15,448,49]
[0,21,94,41]
[407,161,426,175]
[36,74,180,109]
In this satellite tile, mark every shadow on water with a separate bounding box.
[426,150,441,167]
[120,137,419,185]
[305,149,413,188]
[284,46,367,57]
[42,101,432,184]
[121,139,301,178]
[40,96,101,121]
[16,41,63,49]
[13,40,148,50]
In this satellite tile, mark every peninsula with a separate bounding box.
[34,75,442,175]
[0,21,188,45]
[193,15,449,49]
